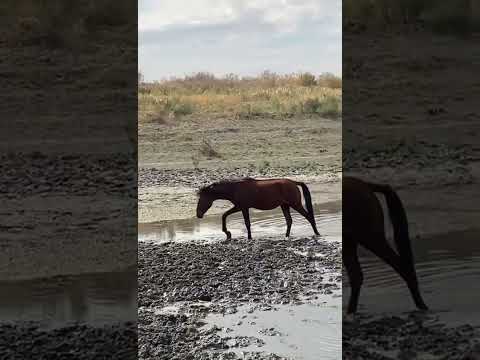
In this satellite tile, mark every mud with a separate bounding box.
[138,234,342,359]
[343,313,480,360]
[0,322,137,360]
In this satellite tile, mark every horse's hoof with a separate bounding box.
[225,231,232,240]
[344,313,356,322]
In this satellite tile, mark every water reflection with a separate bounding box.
[139,202,342,243]
[0,268,137,326]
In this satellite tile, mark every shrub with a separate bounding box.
[298,72,317,87]
[318,96,342,118]
[302,98,322,114]
[171,102,194,117]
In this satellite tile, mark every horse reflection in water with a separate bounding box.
[343,176,428,315]
[196,177,319,240]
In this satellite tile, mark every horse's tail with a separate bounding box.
[295,182,317,223]
[367,182,416,273]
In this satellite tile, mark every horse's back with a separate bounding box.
[343,176,385,240]
[237,178,300,208]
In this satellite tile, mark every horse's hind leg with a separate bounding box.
[361,234,428,311]
[291,204,319,236]
[281,205,292,238]
[242,208,252,240]
[344,239,363,314]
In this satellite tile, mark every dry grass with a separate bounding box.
[138,72,342,121]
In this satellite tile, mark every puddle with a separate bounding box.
[202,291,341,360]
[0,268,137,327]
[343,229,480,326]
[139,202,341,244]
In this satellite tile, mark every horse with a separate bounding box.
[343,176,428,314]
[196,177,320,240]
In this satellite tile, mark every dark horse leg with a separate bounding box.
[281,205,292,237]
[242,208,252,240]
[222,206,240,239]
[344,237,363,314]
[291,204,320,236]
[361,233,428,311]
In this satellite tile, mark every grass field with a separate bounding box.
[138,72,342,123]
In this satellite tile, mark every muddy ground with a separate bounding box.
[0,322,137,360]
[138,237,341,360]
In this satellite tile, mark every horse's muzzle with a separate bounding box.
[197,213,203,219]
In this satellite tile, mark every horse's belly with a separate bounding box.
[251,201,281,211]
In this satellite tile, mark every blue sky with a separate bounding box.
[139,0,341,81]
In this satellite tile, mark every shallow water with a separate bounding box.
[343,229,480,326]
[0,268,137,327]
[138,202,342,244]
[203,291,341,360]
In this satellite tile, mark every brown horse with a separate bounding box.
[343,176,428,314]
[196,177,319,239]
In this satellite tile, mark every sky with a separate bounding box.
[138,0,341,81]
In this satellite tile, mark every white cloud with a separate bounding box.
[139,0,241,31]
[139,0,337,32]
[138,0,341,80]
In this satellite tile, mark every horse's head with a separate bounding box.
[196,188,214,218]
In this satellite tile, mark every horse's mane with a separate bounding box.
[197,177,255,196]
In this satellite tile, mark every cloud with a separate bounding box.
[139,0,341,80]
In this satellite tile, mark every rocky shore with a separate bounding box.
[138,236,342,359]
[0,322,137,360]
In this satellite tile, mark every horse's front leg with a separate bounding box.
[242,208,252,240]
[222,206,240,239]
